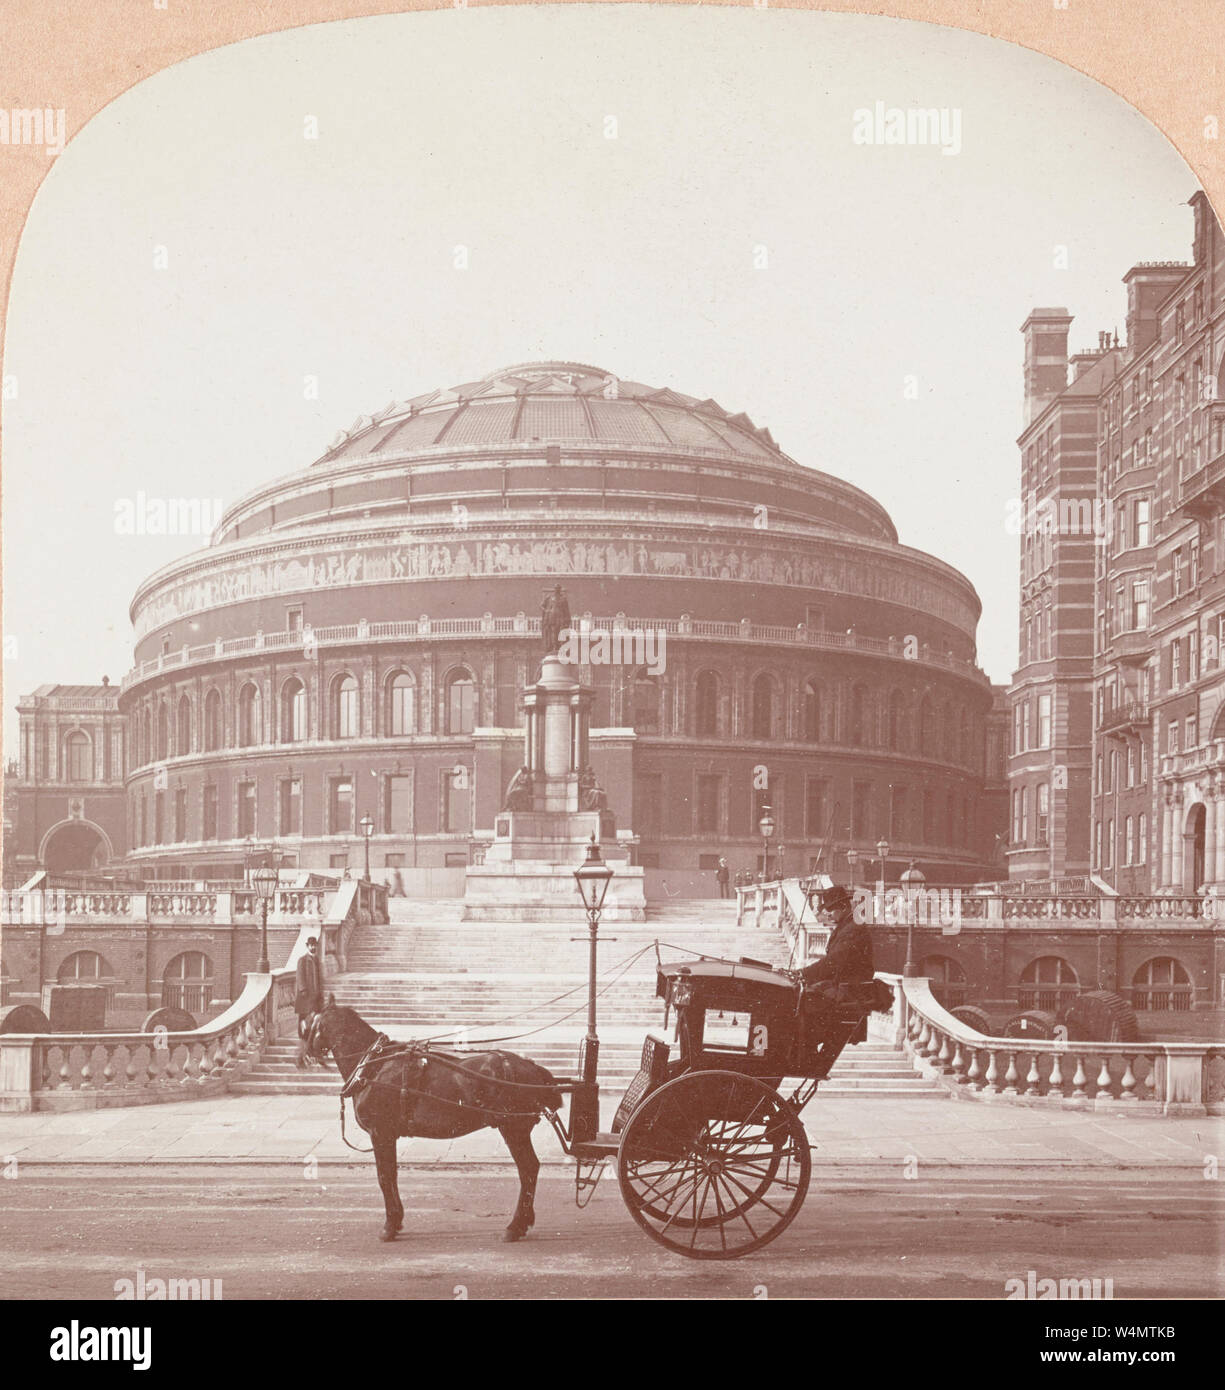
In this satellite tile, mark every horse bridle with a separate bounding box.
[306,1011,331,1062]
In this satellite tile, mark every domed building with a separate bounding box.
[119,362,1002,890]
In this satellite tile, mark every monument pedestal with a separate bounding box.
[462,858,646,922]
[461,653,646,922]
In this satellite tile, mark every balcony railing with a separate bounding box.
[122,614,990,693]
[1100,699,1150,735]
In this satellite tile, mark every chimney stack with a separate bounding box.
[1020,308,1072,425]
[1123,264,1188,357]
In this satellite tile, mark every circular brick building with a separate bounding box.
[119,361,997,890]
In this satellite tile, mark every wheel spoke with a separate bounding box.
[657,1165,706,1235]
[688,1173,714,1249]
[718,1165,793,1222]
[714,1172,759,1241]
[711,1169,728,1255]
[619,1071,810,1258]
[632,1159,697,1210]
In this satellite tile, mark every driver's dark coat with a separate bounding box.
[799,912,874,987]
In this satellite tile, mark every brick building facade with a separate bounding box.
[1008,191,1225,1008]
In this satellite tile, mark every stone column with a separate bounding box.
[1170,790,1185,891]
[1206,793,1218,886]
[1214,780,1225,885]
[1160,794,1172,888]
[543,702,570,777]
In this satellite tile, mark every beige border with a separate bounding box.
[1,0,1222,374]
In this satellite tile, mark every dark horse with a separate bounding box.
[306,999,563,1243]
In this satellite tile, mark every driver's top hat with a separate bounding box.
[814,883,853,913]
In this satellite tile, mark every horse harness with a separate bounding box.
[326,1030,561,1151]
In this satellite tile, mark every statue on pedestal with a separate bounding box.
[502,766,534,812]
[540,584,571,654]
[578,766,607,812]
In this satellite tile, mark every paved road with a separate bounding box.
[1,1165,1220,1299]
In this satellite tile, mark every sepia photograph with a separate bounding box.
[0,0,1221,1334]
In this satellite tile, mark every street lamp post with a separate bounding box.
[777,844,786,882]
[875,837,890,920]
[846,847,859,888]
[901,861,926,978]
[758,805,776,882]
[252,864,278,974]
[573,836,614,1098]
[359,813,374,881]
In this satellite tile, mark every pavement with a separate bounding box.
[3,1168,1222,1301]
[0,1087,1220,1170]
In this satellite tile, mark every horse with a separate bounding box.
[306,999,563,1243]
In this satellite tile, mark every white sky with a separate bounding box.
[1,4,1200,749]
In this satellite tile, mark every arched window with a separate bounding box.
[204,689,223,751]
[1017,956,1079,1011]
[176,694,192,755]
[387,672,416,736]
[281,677,307,743]
[334,675,359,739]
[238,683,262,747]
[447,669,476,735]
[695,671,719,737]
[888,690,906,751]
[1131,957,1193,1011]
[64,730,92,782]
[849,684,871,747]
[803,680,822,743]
[751,674,775,740]
[632,676,660,734]
[156,703,169,761]
[919,955,967,1010]
[919,696,935,756]
[58,950,108,983]
[162,951,213,1014]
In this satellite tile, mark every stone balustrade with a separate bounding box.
[1,885,333,927]
[0,968,299,1112]
[736,881,830,965]
[122,612,988,694]
[739,878,1214,931]
[896,976,1224,1115]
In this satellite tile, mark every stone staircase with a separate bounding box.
[230,897,939,1099]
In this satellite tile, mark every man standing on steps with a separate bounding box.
[715,857,731,899]
[295,936,325,1070]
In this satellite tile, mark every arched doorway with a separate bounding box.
[42,821,110,873]
[1184,802,1206,892]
